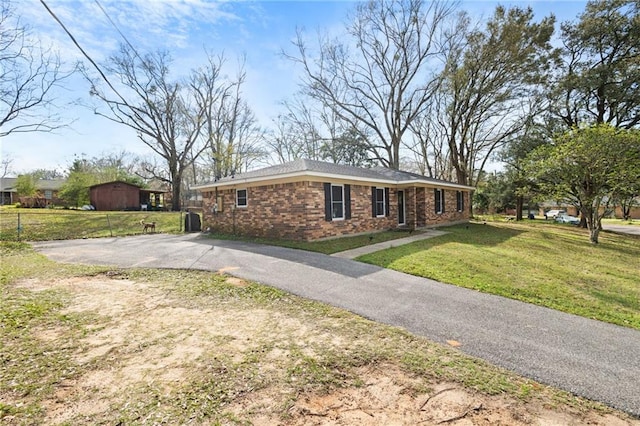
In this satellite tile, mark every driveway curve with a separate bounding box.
[32,233,640,417]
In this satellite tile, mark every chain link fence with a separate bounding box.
[0,211,191,241]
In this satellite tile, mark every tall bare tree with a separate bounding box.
[87,45,211,211]
[268,114,304,164]
[407,88,455,180]
[287,0,455,170]
[0,0,74,137]
[192,55,266,182]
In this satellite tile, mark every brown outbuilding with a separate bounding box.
[89,181,167,211]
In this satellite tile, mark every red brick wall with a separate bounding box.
[201,181,470,241]
[423,188,469,225]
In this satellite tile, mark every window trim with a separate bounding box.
[236,188,248,208]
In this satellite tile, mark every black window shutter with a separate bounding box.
[434,188,439,213]
[324,183,332,221]
[371,187,377,218]
[385,187,390,217]
[345,184,351,219]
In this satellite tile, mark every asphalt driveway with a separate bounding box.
[32,233,640,417]
[603,223,640,236]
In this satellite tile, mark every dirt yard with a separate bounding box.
[8,274,640,425]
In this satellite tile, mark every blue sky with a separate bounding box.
[3,0,588,175]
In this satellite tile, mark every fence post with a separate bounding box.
[106,214,113,237]
[17,212,21,241]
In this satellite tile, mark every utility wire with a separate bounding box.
[39,0,131,108]
[93,0,144,63]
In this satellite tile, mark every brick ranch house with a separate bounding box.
[192,159,474,241]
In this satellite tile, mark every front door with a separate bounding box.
[398,190,406,225]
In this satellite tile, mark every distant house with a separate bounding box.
[540,200,640,220]
[192,159,474,241]
[89,181,167,211]
[1,177,65,207]
[0,177,18,205]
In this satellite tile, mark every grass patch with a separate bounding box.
[205,228,421,254]
[357,222,640,330]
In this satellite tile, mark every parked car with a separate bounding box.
[555,214,580,225]
[545,209,566,219]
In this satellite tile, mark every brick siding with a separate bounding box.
[202,181,470,241]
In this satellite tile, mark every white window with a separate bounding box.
[331,185,344,220]
[236,189,247,207]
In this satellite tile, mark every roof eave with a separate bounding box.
[192,171,475,191]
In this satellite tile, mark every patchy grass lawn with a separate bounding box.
[357,221,640,330]
[2,242,636,425]
[0,208,184,241]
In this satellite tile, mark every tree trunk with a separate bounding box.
[589,225,600,244]
[171,176,182,211]
[515,196,524,221]
[583,207,600,244]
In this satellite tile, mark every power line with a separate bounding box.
[39,0,131,107]
[93,0,144,63]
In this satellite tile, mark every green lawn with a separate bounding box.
[357,221,640,330]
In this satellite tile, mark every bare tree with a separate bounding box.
[0,0,74,137]
[407,89,455,180]
[267,95,332,163]
[87,45,209,211]
[193,55,266,181]
[267,114,304,164]
[287,0,455,170]
[1,151,13,178]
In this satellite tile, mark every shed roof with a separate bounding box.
[89,180,141,190]
[191,159,474,191]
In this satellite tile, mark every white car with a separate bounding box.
[555,214,580,225]
[545,209,566,219]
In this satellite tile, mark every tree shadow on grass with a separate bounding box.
[411,223,525,249]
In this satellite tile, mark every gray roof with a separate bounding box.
[0,177,16,191]
[192,159,473,190]
[0,177,65,191]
